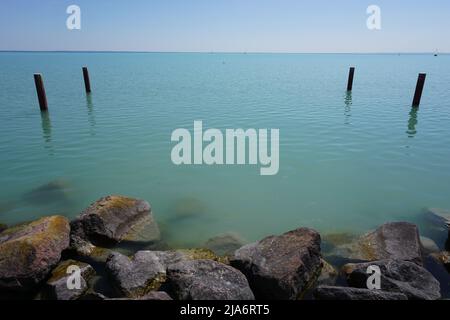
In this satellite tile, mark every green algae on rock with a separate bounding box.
[0,216,70,292]
[70,195,161,256]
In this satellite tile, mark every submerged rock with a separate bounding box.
[314,286,408,300]
[0,223,6,233]
[420,236,439,254]
[0,216,70,292]
[342,259,441,300]
[230,228,322,300]
[427,208,450,230]
[22,180,71,206]
[70,195,160,254]
[333,222,423,265]
[139,291,172,300]
[167,197,208,223]
[323,232,358,247]
[204,232,246,256]
[43,260,95,300]
[167,259,254,300]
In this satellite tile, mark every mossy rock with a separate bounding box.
[178,248,229,264]
[0,216,70,292]
[70,195,160,246]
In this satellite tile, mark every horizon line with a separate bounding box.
[0,50,448,55]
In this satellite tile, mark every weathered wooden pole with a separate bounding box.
[347,67,355,91]
[82,66,91,93]
[412,73,426,107]
[34,74,48,111]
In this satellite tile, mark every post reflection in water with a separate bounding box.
[40,111,53,154]
[407,107,419,138]
[86,94,96,135]
[344,91,352,125]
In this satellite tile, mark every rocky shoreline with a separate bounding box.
[0,195,449,300]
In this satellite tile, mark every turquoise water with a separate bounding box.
[1,52,450,247]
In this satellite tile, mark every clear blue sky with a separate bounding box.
[0,0,449,52]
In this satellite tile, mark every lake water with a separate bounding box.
[1,52,450,247]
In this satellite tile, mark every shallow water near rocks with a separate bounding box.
[1,52,450,249]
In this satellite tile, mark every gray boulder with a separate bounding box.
[43,260,95,300]
[230,228,322,300]
[70,195,160,255]
[333,222,423,265]
[106,250,185,298]
[167,259,254,300]
[314,286,408,300]
[0,216,70,292]
[342,259,441,300]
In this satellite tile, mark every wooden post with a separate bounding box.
[82,66,91,93]
[34,74,48,111]
[347,67,355,91]
[412,73,426,107]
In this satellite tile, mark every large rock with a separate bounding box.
[204,232,246,256]
[314,286,407,300]
[167,259,254,300]
[333,222,423,265]
[105,248,226,298]
[106,251,185,298]
[43,260,95,300]
[70,195,160,253]
[0,216,70,292]
[230,228,322,300]
[342,259,441,300]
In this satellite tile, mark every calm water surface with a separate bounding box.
[1,52,450,247]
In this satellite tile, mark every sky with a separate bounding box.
[0,0,449,53]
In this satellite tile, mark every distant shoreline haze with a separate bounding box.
[0,1,449,53]
[0,51,448,54]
